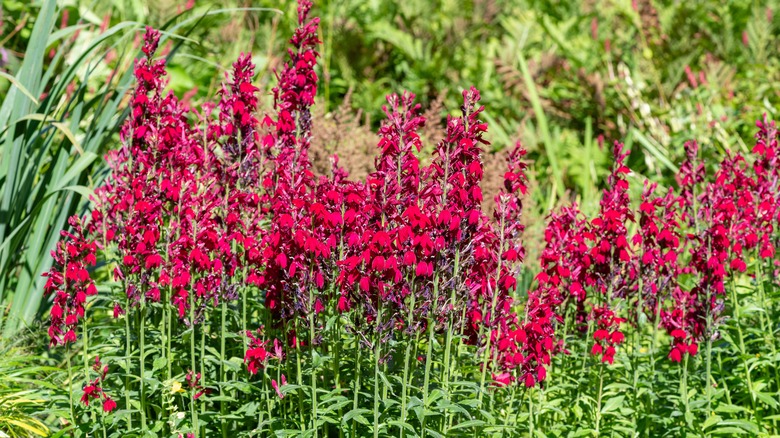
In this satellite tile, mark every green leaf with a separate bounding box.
[152,356,167,372]
[0,71,40,106]
[386,420,415,434]
[630,128,678,173]
[710,427,749,435]
[426,388,444,405]
[206,395,237,402]
[320,398,351,414]
[205,345,222,360]
[715,403,748,414]
[601,395,624,414]
[341,408,371,426]
[717,420,760,433]
[703,414,723,429]
[755,391,779,408]
[517,50,564,202]
[449,419,486,430]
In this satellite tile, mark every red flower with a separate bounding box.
[244,329,279,375]
[590,305,625,366]
[81,384,100,405]
[271,374,287,399]
[492,372,512,387]
[103,397,117,413]
[113,303,125,319]
[185,370,208,401]
[79,356,114,410]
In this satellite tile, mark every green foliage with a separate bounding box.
[0,338,57,438]
[34,265,780,437]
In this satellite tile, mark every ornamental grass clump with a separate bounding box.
[39,1,780,436]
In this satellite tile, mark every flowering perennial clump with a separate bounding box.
[39,0,780,435]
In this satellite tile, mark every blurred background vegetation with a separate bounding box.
[0,0,778,434]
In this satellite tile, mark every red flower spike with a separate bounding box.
[42,215,98,346]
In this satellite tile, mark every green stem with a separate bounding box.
[421,275,440,436]
[200,314,207,424]
[83,308,89,380]
[400,289,416,438]
[242,282,248,356]
[528,388,535,437]
[704,281,713,418]
[478,215,506,404]
[352,337,361,438]
[681,354,690,430]
[66,345,76,427]
[717,350,732,405]
[506,385,517,429]
[161,287,169,433]
[332,311,344,438]
[264,368,273,434]
[139,304,147,430]
[309,287,318,436]
[595,365,604,435]
[632,278,644,431]
[755,258,780,395]
[441,251,460,432]
[373,302,383,438]
[447,302,469,434]
[221,299,227,438]
[650,300,661,365]
[537,386,544,433]
[124,297,133,430]
[649,298,661,414]
[294,319,305,431]
[167,294,172,381]
[189,273,199,435]
[730,279,758,416]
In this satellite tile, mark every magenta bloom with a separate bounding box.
[42,216,98,346]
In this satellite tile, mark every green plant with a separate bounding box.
[0,338,59,438]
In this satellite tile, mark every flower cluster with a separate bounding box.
[244,328,281,375]
[677,140,705,227]
[337,91,426,327]
[42,4,780,418]
[635,182,681,317]
[185,370,207,401]
[42,216,98,346]
[589,142,635,297]
[537,205,591,309]
[257,0,331,326]
[590,305,625,364]
[582,142,634,360]
[521,204,591,382]
[43,0,544,395]
[657,121,780,361]
[752,115,779,261]
[81,356,117,413]
[661,285,703,362]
